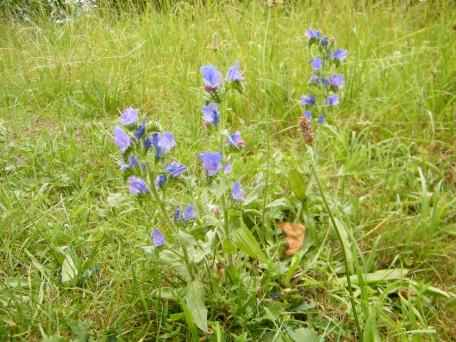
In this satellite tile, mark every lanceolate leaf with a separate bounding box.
[233,225,268,263]
[185,280,208,333]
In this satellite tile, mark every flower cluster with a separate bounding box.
[299,29,348,142]
[112,62,247,249]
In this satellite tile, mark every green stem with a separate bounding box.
[310,162,362,338]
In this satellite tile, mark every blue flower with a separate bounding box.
[151,228,165,247]
[199,152,223,176]
[202,103,220,126]
[231,181,245,202]
[226,61,244,82]
[155,174,167,189]
[303,111,312,120]
[120,155,140,172]
[200,64,223,92]
[331,49,348,62]
[300,95,316,106]
[145,132,176,158]
[134,122,146,140]
[318,114,325,124]
[305,29,321,40]
[310,58,323,71]
[120,107,138,126]
[319,36,329,47]
[165,161,187,177]
[326,95,340,106]
[183,204,197,221]
[227,131,245,148]
[114,126,131,154]
[328,74,345,90]
[128,176,149,195]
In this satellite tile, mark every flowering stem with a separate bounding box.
[148,177,195,281]
[309,162,362,338]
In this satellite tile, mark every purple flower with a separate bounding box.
[128,176,149,195]
[151,228,165,247]
[114,126,131,154]
[326,95,340,106]
[200,64,223,92]
[318,114,325,124]
[134,122,146,140]
[165,161,187,177]
[303,111,312,120]
[120,155,140,172]
[155,174,167,189]
[328,74,345,90]
[331,49,348,62]
[300,95,316,106]
[146,132,176,159]
[227,131,245,148]
[183,204,197,221]
[231,181,245,202]
[120,107,138,126]
[199,152,223,176]
[310,58,323,71]
[305,29,321,40]
[226,61,244,82]
[174,207,181,222]
[202,103,220,126]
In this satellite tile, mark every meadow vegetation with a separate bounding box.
[1,1,456,340]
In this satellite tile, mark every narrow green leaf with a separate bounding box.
[185,280,208,333]
[61,253,78,284]
[233,225,268,263]
[288,169,307,200]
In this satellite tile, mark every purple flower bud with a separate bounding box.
[227,131,245,148]
[231,181,245,202]
[146,132,176,159]
[165,161,187,177]
[151,228,165,247]
[226,61,244,82]
[155,174,167,189]
[326,95,340,106]
[318,114,325,124]
[199,152,223,176]
[202,103,220,126]
[310,57,323,71]
[134,122,146,140]
[128,176,149,195]
[120,155,140,172]
[114,126,131,154]
[200,64,223,92]
[120,107,138,126]
[300,95,316,106]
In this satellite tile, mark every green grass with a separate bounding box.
[1,1,456,340]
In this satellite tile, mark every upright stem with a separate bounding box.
[310,163,362,338]
[149,180,195,280]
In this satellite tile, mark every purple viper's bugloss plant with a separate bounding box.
[199,152,223,176]
[145,132,176,159]
[226,61,244,82]
[120,107,138,126]
[202,103,220,127]
[231,181,245,202]
[165,161,187,178]
[151,228,165,247]
[128,176,149,195]
[114,126,131,154]
[201,64,223,92]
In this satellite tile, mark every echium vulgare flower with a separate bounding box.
[175,204,197,222]
[226,61,244,83]
[128,176,149,195]
[114,126,131,153]
[145,132,176,159]
[151,228,165,247]
[202,103,220,126]
[227,131,245,148]
[200,65,223,92]
[165,161,187,178]
[199,152,223,176]
[120,107,138,126]
[231,181,245,202]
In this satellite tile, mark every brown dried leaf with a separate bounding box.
[278,222,306,256]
